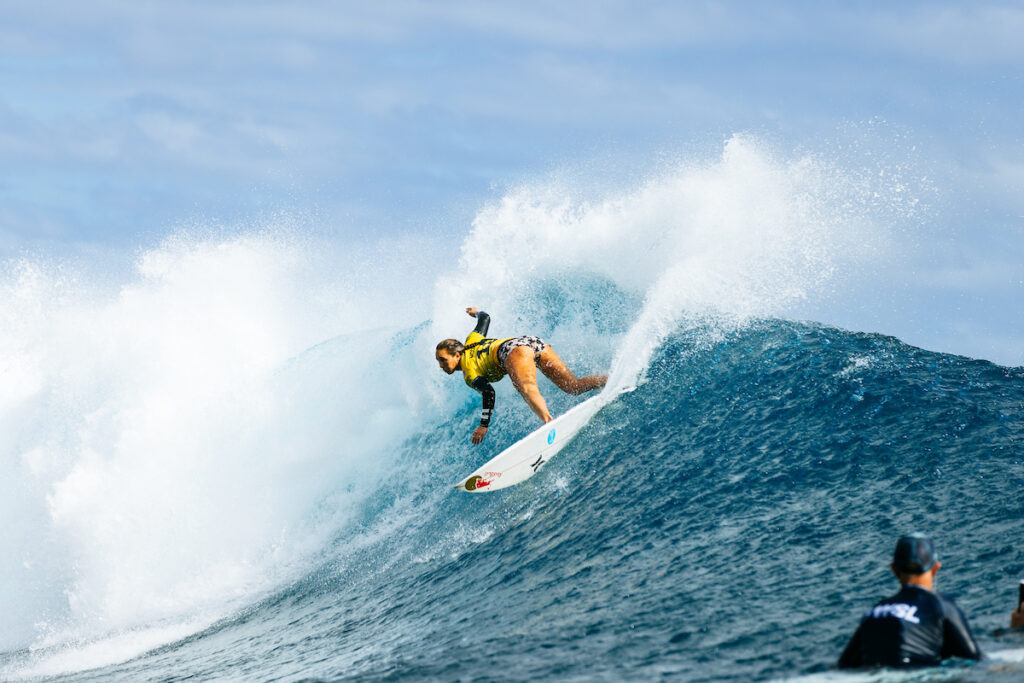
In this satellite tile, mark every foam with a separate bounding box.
[432,135,886,395]
[0,228,442,675]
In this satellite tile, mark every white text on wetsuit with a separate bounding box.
[869,603,920,624]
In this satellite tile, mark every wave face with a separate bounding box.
[7,321,1022,682]
[2,137,1021,681]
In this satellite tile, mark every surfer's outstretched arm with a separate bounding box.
[466,307,489,335]
[470,377,495,444]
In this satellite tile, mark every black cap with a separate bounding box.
[893,534,936,574]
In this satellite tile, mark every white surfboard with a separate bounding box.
[453,393,608,493]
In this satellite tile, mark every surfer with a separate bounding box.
[435,307,607,444]
[837,534,981,669]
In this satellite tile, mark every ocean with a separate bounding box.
[2,137,1022,681]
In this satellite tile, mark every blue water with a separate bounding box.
[3,140,1023,681]
[6,319,1022,681]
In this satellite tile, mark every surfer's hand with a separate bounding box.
[466,307,478,317]
[472,426,487,444]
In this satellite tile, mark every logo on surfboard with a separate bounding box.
[465,475,491,491]
[547,428,556,445]
[464,472,501,491]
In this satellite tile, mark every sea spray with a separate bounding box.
[0,230,442,665]
[433,135,888,395]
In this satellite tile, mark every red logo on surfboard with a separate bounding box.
[465,475,494,491]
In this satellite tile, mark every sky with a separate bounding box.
[1,0,1022,365]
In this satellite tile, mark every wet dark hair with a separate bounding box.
[436,339,464,355]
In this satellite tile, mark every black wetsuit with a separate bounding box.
[838,584,982,669]
[467,312,496,427]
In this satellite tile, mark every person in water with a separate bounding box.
[1011,582,1024,629]
[435,307,607,444]
[838,534,981,669]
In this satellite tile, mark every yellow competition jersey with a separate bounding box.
[461,331,513,386]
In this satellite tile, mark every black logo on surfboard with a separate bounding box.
[530,454,546,472]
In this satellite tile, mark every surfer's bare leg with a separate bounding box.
[537,346,606,395]
[504,346,554,423]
